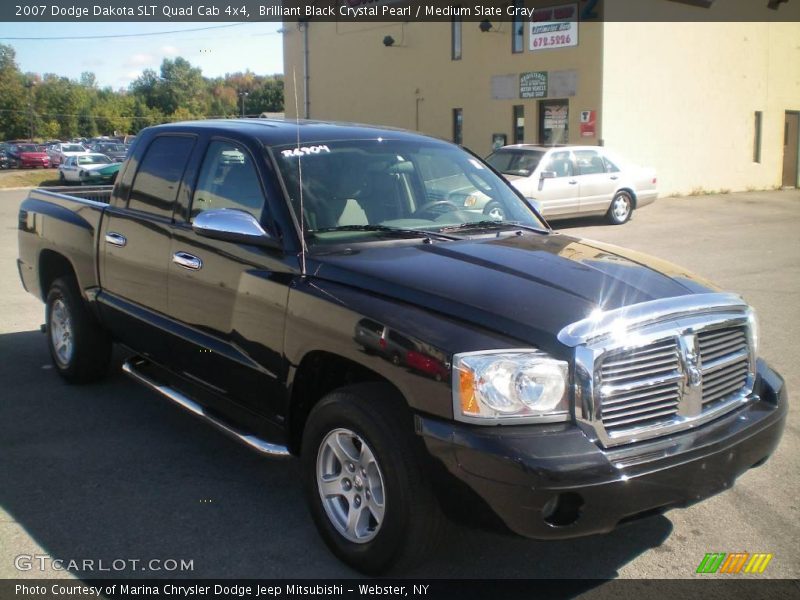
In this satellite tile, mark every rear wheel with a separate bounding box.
[606,190,633,225]
[58,172,65,183]
[302,384,444,574]
[46,276,112,383]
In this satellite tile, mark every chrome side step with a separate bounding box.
[122,358,291,458]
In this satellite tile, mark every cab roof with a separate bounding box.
[147,118,448,148]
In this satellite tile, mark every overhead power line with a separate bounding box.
[0,22,263,41]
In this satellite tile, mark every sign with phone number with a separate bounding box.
[529,3,579,51]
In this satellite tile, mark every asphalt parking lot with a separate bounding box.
[0,188,798,582]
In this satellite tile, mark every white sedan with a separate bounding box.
[47,143,87,167]
[58,153,114,184]
[485,145,658,224]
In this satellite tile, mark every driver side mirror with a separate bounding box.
[192,208,280,249]
[540,171,556,180]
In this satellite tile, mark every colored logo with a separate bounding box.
[697,552,774,574]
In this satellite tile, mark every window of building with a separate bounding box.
[512,0,525,53]
[128,135,196,219]
[451,12,462,60]
[753,111,763,163]
[191,141,265,221]
[513,105,525,143]
[453,109,463,145]
[538,100,569,145]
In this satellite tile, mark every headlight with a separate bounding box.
[747,307,759,355]
[453,350,569,424]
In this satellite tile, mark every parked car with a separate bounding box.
[48,143,88,167]
[8,143,50,168]
[58,153,118,184]
[89,142,128,162]
[0,150,10,169]
[17,120,786,574]
[354,319,416,365]
[485,144,658,224]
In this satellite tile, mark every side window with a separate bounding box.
[129,136,196,219]
[603,155,620,173]
[573,150,606,175]
[544,151,574,178]
[191,141,265,221]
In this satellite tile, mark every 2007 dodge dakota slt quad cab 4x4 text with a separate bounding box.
[17,120,787,573]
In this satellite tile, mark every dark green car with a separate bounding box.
[80,161,122,184]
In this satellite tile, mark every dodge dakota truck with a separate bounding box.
[17,120,787,574]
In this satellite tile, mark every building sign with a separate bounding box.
[520,71,548,99]
[544,104,568,129]
[580,110,597,137]
[530,3,579,51]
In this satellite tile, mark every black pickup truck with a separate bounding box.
[17,120,787,574]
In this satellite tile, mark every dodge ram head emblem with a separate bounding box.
[678,334,703,416]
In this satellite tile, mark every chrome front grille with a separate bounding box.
[562,294,757,448]
[698,326,750,408]
[599,339,681,434]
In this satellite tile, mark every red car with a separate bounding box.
[406,349,449,382]
[10,144,50,168]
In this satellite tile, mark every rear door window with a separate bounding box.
[128,135,196,219]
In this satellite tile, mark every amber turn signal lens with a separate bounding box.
[458,367,479,415]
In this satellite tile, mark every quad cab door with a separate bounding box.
[98,134,197,363]
[166,138,292,428]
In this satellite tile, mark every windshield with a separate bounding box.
[272,139,544,247]
[18,145,38,152]
[62,144,84,153]
[77,154,111,165]
[485,149,546,177]
[100,144,126,152]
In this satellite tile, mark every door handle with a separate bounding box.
[173,251,203,270]
[610,175,619,180]
[568,179,578,185]
[104,232,127,247]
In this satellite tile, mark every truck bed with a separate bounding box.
[17,186,113,301]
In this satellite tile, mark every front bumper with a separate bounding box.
[419,358,786,539]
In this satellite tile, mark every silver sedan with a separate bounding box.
[485,145,658,224]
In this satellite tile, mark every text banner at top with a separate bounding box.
[2,0,799,22]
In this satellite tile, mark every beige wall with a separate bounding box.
[602,21,800,195]
[284,1,800,196]
[283,19,604,156]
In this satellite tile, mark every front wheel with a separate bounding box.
[606,190,634,225]
[483,200,506,221]
[46,276,112,383]
[302,384,444,574]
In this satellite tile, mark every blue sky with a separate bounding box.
[0,22,284,89]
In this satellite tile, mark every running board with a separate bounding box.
[122,358,291,458]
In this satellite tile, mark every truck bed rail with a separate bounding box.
[38,185,113,204]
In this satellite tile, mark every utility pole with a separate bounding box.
[239,91,249,118]
[26,80,36,140]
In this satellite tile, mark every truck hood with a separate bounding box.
[308,232,718,354]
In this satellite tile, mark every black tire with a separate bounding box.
[301,383,444,574]
[606,190,634,225]
[45,276,112,383]
[58,171,65,183]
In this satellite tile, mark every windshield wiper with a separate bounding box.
[308,224,460,241]
[438,220,548,234]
